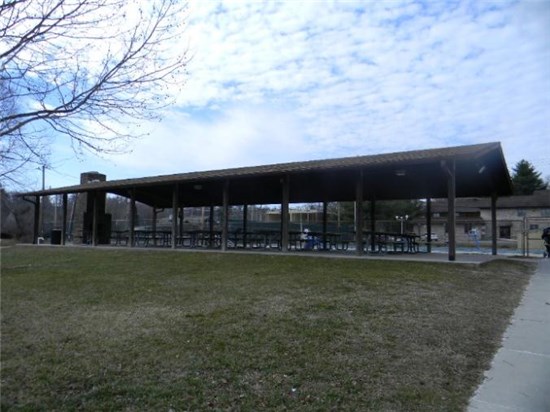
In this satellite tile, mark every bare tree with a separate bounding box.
[0,0,189,185]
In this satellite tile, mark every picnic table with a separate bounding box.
[362,232,419,253]
[180,230,221,248]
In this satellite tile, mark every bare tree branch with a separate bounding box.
[0,0,189,185]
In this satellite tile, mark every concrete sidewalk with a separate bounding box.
[468,259,550,412]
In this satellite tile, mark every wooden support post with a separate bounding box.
[243,204,248,248]
[152,206,158,247]
[179,207,184,239]
[92,192,98,246]
[129,190,136,247]
[62,193,68,245]
[491,193,498,256]
[322,201,328,250]
[209,205,215,248]
[221,181,229,252]
[355,170,364,256]
[426,198,432,253]
[445,160,456,261]
[33,195,40,244]
[281,175,290,251]
[370,198,376,253]
[171,185,178,249]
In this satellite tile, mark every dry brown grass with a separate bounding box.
[1,246,534,411]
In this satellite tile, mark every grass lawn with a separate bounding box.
[1,246,534,411]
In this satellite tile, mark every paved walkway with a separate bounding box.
[21,243,506,265]
[468,258,550,412]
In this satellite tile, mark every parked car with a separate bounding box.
[421,233,439,241]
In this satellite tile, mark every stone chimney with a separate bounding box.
[72,172,111,244]
[80,171,106,185]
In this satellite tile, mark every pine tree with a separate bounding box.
[511,160,547,195]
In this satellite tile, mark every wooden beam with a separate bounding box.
[92,192,98,246]
[491,193,498,255]
[445,160,456,261]
[221,180,229,252]
[426,198,432,253]
[129,190,136,247]
[355,170,364,256]
[322,201,328,250]
[243,204,248,248]
[281,175,290,251]
[152,206,158,247]
[209,205,215,248]
[370,198,376,253]
[61,193,68,245]
[171,184,178,249]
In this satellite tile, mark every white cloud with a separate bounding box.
[110,105,312,175]
[49,0,550,187]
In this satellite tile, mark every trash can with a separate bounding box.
[50,229,62,245]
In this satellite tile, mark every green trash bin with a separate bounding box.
[50,229,62,245]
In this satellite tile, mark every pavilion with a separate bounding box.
[21,142,513,261]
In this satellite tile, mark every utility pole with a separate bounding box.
[39,165,45,237]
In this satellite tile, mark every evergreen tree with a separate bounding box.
[511,160,547,195]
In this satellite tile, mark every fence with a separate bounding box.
[517,217,550,257]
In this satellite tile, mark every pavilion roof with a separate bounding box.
[21,142,513,208]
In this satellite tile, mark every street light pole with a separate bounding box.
[395,214,409,234]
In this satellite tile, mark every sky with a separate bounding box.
[41,0,550,190]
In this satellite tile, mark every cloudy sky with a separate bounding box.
[43,0,550,189]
